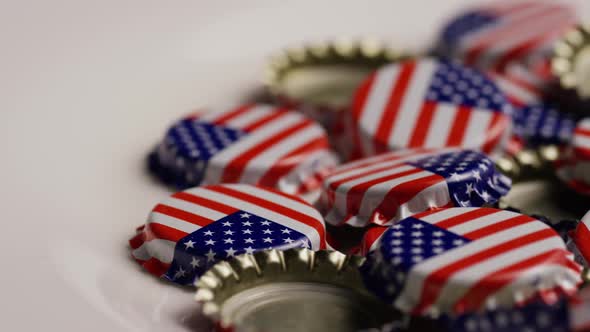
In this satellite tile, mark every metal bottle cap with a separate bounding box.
[195,248,400,332]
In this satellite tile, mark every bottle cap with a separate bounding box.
[556,118,590,195]
[148,104,338,196]
[265,39,409,133]
[553,25,590,114]
[321,148,511,227]
[195,248,400,332]
[438,1,576,71]
[129,184,328,286]
[361,207,582,316]
[349,58,512,158]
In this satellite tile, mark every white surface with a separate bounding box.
[1,1,590,331]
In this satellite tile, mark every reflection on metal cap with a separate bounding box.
[195,248,399,332]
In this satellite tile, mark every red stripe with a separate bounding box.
[463,214,536,240]
[329,149,425,177]
[208,186,326,249]
[435,208,498,229]
[481,113,506,154]
[144,222,188,242]
[345,168,423,220]
[413,228,557,314]
[574,222,590,264]
[372,174,444,224]
[129,231,146,249]
[495,36,543,71]
[153,204,213,228]
[576,128,590,137]
[138,257,171,277]
[242,107,289,132]
[221,120,314,183]
[408,101,437,147]
[361,226,388,255]
[453,248,575,313]
[211,104,254,125]
[445,106,471,146]
[172,191,237,215]
[374,61,417,152]
[258,136,329,189]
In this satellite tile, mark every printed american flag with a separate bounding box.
[376,208,582,315]
[154,104,335,194]
[511,104,576,147]
[129,184,326,285]
[322,148,511,227]
[351,59,512,158]
[439,1,576,71]
[556,119,590,195]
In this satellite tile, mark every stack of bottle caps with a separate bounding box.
[129,1,590,331]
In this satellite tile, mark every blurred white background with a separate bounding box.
[1,1,589,331]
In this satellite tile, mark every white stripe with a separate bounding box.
[132,239,176,263]
[388,180,451,224]
[429,236,565,312]
[239,124,323,185]
[388,60,437,147]
[160,197,226,221]
[359,65,400,155]
[448,210,521,235]
[197,187,322,249]
[197,108,233,122]
[224,104,275,128]
[395,221,550,312]
[424,104,457,147]
[148,212,200,234]
[577,118,590,131]
[204,113,303,184]
[573,134,590,150]
[357,171,436,219]
[331,149,416,174]
[461,109,493,149]
[420,207,478,224]
[225,184,324,221]
[327,165,416,224]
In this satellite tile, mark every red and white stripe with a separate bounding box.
[129,184,327,277]
[196,104,335,194]
[570,210,590,268]
[487,68,543,108]
[360,226,388,256]
[460,1,576,71]
[394,208,582,315]
[351,59,511,158]
[322,148,457,227]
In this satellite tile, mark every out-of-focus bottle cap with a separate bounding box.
[148,103,338,196]
[195,248,400,332]
[349,58,513,158]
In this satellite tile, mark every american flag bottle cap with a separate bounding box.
[447,286,590,332]
[321,148,511,228]
[437,0,576,72]
[349,58,513,159]
[556,118,590,195]
[195,248,400,332]
[147,103,338,197]
[129,184,328,286]
[360,207,583,316]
